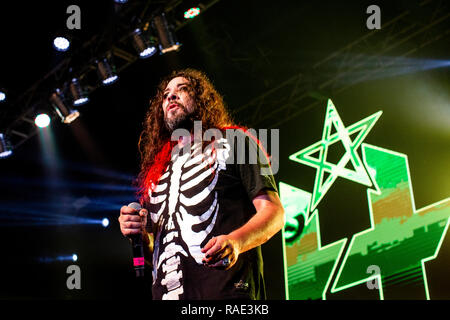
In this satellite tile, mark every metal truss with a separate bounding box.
[0,0,220,152]
[233,0,449,129]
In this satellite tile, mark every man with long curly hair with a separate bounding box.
[119,68,284,300]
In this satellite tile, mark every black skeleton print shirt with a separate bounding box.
[146,129,278,300]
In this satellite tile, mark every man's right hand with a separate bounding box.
[118,205,148,238]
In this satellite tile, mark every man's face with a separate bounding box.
[162,76,196,131]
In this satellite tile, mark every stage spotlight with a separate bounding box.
[53,36,70,52]
[153,13,181,54]
[184,7,201,19]
[70,78,89,106]
[97,58,118,85]
[39,255,79,263]
[50,89,80,124]
[132,28,157,59]
[114,0,128,3]
[102,218,110,228]
[0,133,13,158]
[0,90,6,102]
[35,113,51,128]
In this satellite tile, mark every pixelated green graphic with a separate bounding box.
[331,144,450,299]
[281,182,346,300]
[282,100,450,300]
[289,99,381,212]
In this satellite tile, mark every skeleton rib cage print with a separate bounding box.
[148,139,231,300]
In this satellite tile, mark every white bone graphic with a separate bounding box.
[148,139,230,299]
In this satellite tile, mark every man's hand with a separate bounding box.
[201,190,284,271]
[201,235,241,270]
[118,205,148,238]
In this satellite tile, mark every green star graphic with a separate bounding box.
[289,99,382,212]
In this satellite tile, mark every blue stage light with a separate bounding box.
[140,47,156,58]
[0,133,12,158]
[53,36,70,52]
[39,254,78,263]
[97,58,119,86]
[102,75,118,85]
[70,78,89,106]
[102,218,110,228]
[132,28,158,59]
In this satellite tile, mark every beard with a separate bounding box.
[164,107,196,132]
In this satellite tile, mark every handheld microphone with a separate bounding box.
[128,202,145,277]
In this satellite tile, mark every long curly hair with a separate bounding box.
[137,68,235,204]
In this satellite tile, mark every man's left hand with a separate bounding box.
[201,235,240,270]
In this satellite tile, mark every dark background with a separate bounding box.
[0,0,448,299]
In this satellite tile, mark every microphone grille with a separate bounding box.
[128,202,142,211]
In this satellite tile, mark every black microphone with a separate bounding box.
[128,202,145,277]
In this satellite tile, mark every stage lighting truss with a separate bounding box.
[1,0,222,151]
[50,89,80,124]
[153,13,181,54]
[132,28,158,58]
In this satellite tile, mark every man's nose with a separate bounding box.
[168,92,177,101]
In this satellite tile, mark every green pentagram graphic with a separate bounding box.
[289,99,382,212]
